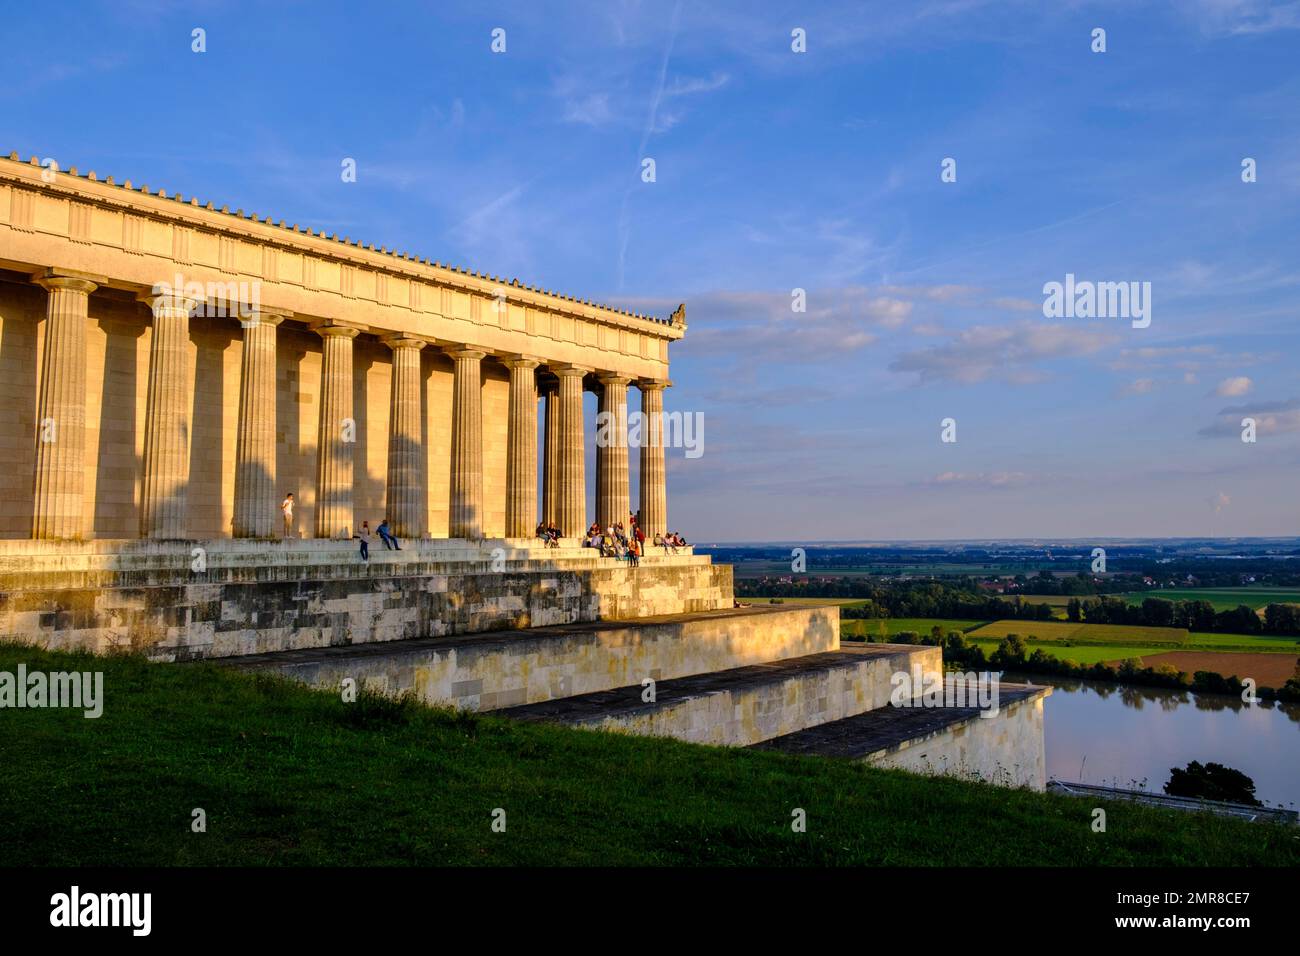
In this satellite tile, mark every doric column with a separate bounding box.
[448,347,485,539]
[505,356,540,537]
[542,385,558,527]
[596,375,631,530]
[232,312,283,537]
[313,323,359,539]
[31,272,97,540]
[554,364,589,537]
[383,335,427,539]
[139,289,199,538]
[638,380,670,538]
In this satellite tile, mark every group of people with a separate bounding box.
[355,519,401,560]
[584,517,645,566]
[280,490,681,563]
[654,530,689,553]
[278,492,400,560]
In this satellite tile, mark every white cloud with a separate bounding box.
[1118,378,1157,397]
[890,321,1118,385]
[1199,398,1300,437]
[1214,376,1253,397]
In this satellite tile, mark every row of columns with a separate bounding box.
[27,273,670,542]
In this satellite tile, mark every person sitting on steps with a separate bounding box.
[376,518,400,550]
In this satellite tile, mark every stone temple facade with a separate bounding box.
[0,153,1049,790]
[0,152,674,543]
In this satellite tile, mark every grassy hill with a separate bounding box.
[1,643,1295,867]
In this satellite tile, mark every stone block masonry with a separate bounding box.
[0,539,734,662]
[222,603,840,710]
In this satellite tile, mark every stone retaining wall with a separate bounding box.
[224,604,839,710]
[0,539,733,661]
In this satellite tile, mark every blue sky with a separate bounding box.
[4,1,1299,541]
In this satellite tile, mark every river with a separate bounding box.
[1005,672,1300,810]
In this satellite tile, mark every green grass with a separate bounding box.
[1187,632,1300,652]
[745,597,874,608]
[1117,588,1300,611]
[970,620,1188,645]
[2,643,1293,866]
[841,618,983,640]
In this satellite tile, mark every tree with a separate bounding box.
[1164,761,1261,806]
[1067,598,1081,623]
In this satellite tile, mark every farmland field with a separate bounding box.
[1122,651,1299,689]
[1116,587,1300,611]
[742,597,874,608]
[968,620,1188,645]
[841,618,983,640]
[1187,632,1300,651]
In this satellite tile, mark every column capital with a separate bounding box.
[240,311,287,330]
[445,346,486,361]
[551,363,591,379]
[312,320,362,340]
[381,333,428,352]
[638,378,672,391]
[503,354,542,370]
[32,268,101,295]
[137,289,201,317]
[597,373,633,387]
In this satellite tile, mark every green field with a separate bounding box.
[3,643,1293,866]
[842,618,983,640]
[969,620,1188,645]
[744,597,873,608]
[1118,587,1300,611]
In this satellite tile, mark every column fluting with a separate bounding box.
[542,385,558,528]
[139,290,198,538]
[383,335,427,539]
[232,312,283,537]
[448,348,485,539]
[638,380,669,538]
[31,274,97,540]
[313,323,359,538]
[554,365,589,538]
[596,375,631,530]
[505,357,540,537]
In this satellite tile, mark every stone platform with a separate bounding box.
[752,682,1051,790]
[221,603,840,710]
[0,538,732,662]
[500,643,941,746]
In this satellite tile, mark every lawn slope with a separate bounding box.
[1,644,1294,867]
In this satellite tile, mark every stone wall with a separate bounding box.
[0,539,734,662]
[521,644,941,747]
[225,603,839,711]
[865,690,1049,790]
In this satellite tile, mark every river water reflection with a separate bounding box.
[1003,672,1300,810]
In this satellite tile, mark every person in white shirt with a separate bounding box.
[281,493,295,538]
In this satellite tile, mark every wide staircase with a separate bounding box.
[221,600,1049,789]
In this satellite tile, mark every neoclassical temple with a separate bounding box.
[0,153,682,542]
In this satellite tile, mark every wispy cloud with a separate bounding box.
[890,322,1118,385]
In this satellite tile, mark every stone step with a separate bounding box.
[219,603,840,709]
[751,681,1051,790]
[0,537,702,577]
[497,643,941,747]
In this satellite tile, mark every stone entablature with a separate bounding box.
[0,155,682,376]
